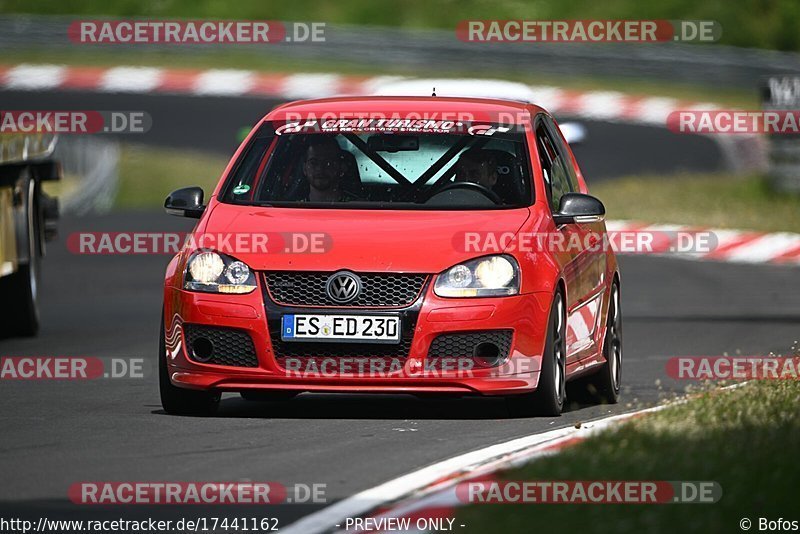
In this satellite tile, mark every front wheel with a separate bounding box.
[569,281,622,404]
[506,290,566,417]
[159,312,220,416]
[592,282,622,403]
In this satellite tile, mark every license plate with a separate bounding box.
[281,314,401,343]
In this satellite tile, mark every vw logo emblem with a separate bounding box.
[326,271,362,303]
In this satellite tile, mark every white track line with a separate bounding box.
[100,66,163,93]
[4,64,66,90]
[577,91,628,120]
[281,404,670,534]
[635,97,679,125]
[283,73,344,99]
[356,389,750,534]
[193,69,254,96]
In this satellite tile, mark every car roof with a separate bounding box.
[266,95,546,122]
[369,78,539,104]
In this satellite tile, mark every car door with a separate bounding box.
[544,116,606,357]
[535,119,584,360]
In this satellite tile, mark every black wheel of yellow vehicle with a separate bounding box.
[0,175,41,338]
[159,311,221,416]
[506,289,566,417]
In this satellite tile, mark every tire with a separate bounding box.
[506,289,567,417]
[240,391,297,402]
[159,312,220,416]
[0,175,41,337]
[570,282,622,404]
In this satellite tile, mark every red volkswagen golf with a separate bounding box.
[159,96,621,417]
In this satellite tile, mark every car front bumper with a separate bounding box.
[163,279,553,396]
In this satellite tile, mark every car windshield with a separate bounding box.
[220,119,532,209]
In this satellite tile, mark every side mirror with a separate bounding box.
[164,187,205,219]
[553,193,605,225]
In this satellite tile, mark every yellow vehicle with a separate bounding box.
[0,132,60,337]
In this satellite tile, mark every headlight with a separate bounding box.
[184,251,256,294]
[434,255,520,297]
[188,252,224,283]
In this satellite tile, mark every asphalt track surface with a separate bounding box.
[0,90,791,530]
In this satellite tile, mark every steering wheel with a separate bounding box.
[428,181,502,204]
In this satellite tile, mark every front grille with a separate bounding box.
[184,324,259,367]
[428,330,514,359]
[264,271,428,308]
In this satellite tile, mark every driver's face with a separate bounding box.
[303,144,342,191]
[458,158,498,188]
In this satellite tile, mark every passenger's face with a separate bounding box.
[458,158,497,188]
[304,144,342,191]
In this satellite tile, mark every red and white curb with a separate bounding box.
[607,220,800,265]
[0,63,393,100]
[0,63,766,171]
[282,404,670,534]
[0,63,752,128]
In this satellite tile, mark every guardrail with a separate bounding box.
[2,15,800,89]
[55,136,120,215]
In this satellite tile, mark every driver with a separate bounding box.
[455,148,498,189]
[302,136,345,202]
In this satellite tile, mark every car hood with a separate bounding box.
[202,203,531,273]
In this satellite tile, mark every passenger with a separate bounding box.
[302,137,345,202]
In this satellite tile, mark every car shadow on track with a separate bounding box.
[151,393,602,420]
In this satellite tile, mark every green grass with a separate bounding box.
[5,48,756,108]
[457,380,800,534]
[591,173,800,233]
[3,0,800,51]
[115,144,226,210]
